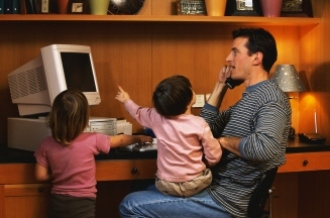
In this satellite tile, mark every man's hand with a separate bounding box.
[219,65,232,83]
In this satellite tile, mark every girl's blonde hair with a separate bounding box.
[47,89,89,145]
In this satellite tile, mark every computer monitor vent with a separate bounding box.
[8,65,47,100]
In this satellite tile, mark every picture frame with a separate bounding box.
[281,0,313,17]
[177,0,206,15]
[225,0,262,16]
[69,0,85,14]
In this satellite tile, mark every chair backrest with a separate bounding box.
[247,167,278,218]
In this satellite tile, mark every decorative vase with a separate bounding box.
[57,0,70,14]
[88,0,110,15]
[260,0,283,17]
[204,0,227,16]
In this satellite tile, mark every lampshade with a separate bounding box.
[271,64,306,92]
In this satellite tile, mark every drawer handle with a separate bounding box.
[131,167,139,175]
[38,187,44,193]
[303,160,309,166]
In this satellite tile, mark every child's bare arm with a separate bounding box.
[35,163,51,181]
[109,134,153,148]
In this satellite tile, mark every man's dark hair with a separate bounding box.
[152,75,193,117]
[232,28,277,72]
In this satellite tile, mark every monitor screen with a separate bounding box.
[61,53,97,92]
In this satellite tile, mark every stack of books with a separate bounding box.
[0,0,21,14]
[0,0,57,14]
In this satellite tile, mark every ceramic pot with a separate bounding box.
[260,0,283,17]
[57,0,70,14]
[204,0,227,16]
[89,0,110,15]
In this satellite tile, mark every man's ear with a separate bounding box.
[252,52,263,66]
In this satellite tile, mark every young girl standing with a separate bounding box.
[34,89,152,218]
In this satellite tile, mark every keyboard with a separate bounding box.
[125,138,157,152]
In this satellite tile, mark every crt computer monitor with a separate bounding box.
[8,44,101,116]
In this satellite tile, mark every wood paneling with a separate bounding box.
[272,173,299,218]
[0,23,305,145]
[3,184,50,218]
[298,171,330,218]
[0,186,4,218]
[299,0,330,142]
[5,195,49,218]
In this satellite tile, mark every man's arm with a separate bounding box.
[207,65,230,108]
[201,79,229,138]
[207,81,228,108]
[218,136,242,157]
[206,66,242,156]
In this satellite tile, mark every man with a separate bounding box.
[119,28,291,218]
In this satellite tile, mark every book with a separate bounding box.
[0,0,4,14]
[33,0,40,13]
[4,0,12,14]
[19,0,27,14]
[25,0,34,13]
[12,0,20,14]
[25,0,37,13]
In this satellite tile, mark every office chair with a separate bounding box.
[247,167,278,218]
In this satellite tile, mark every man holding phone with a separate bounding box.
[119,27,291,218]
[201,27,291,217]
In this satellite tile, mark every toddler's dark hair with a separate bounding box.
[152,75,193,117]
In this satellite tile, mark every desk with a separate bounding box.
[1,141,330,218]
[1,151,330,184]
[0,147,159,218]
[279,139,330,173]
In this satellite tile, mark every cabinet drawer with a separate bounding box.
[96,159,157,181]
[4,184,51,197]
[279,152,330,173]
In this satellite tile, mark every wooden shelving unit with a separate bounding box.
[0,14,321,26]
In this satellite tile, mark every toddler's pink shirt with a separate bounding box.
[124,99,221,182]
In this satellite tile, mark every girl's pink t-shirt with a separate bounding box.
[34,132,110,198]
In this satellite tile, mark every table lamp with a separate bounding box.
[271,64,326,143]
[271,64,306,139]
[271,64,306,95]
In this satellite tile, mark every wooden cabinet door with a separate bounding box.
[4,184,50,218]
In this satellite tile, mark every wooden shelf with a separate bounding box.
[0,14,321,26]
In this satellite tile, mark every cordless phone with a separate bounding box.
[225,77,241,89]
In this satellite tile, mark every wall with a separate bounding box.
[299,0,330,142]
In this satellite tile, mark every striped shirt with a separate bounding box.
[200,80,291,217]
